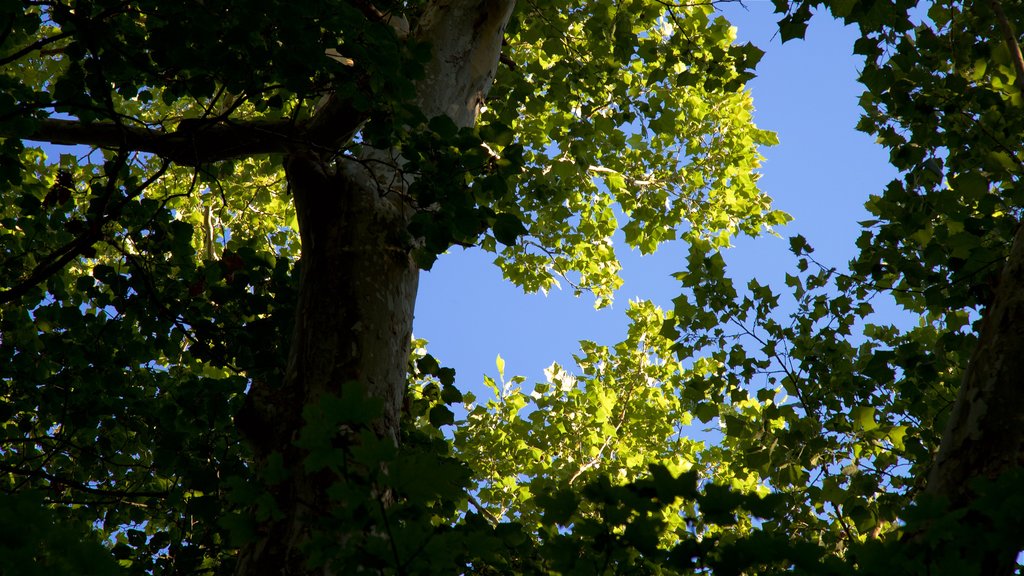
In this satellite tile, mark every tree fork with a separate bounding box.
[233,2,515,573]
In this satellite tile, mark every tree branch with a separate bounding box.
[0,30,71,67]
[0,461,169,499]
[0,157,169,305]
[16,117,300,166]
[15,95,371,164]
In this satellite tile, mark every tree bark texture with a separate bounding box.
[923,221,1024,573]
[234,2,515,574]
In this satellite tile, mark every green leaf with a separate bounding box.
[659,318,679,341]
[888,425,908,451]
[429,405,455,428]
[850,406,878,432]
[492,213,527,246]
[537,489,579,526]
[830,0,858,18]
[441,383,463,404]
[417,354,441,376]
[695,403,719,423]
[605,171,626,193]
[778,15,809,42]
[950,172,988,197]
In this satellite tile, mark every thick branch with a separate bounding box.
[413,0,517,126]
[17,117,299,166]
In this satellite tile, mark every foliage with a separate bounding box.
[484,1,785,306]
[1,0,1023,574]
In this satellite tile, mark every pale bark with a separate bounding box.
[233,2,515,574]
[232,149,421,576]
[8,2,517,571]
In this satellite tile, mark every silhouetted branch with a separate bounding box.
[16,117,299,166]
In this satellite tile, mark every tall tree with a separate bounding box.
[7,0,1021,574]
[454,1,1024,573]
[775,0,1024,571]
[0,1,778,574]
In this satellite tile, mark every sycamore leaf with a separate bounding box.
[492,213,527,246]
[850,406,878,432]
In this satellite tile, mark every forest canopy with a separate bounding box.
[1,0,1023,574]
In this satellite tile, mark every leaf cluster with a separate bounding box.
[6,0,1022,574]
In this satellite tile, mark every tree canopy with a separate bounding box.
[1,0,1023,575]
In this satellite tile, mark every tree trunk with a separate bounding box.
[234,2,515,574]
[922,219,1024,573]
[919,6,1024,574]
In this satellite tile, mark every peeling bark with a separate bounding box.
[414,0,516,124]
[233,2,515,574]
[11,2,517,571]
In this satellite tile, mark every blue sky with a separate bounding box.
[414,4,901,397]
[30,5,901,400]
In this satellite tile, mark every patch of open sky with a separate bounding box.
[417,4,919,402]
[412,16,957,518]
[25,5,929,468]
